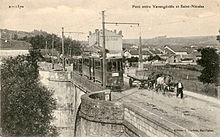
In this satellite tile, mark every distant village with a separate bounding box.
[1,28,220,68]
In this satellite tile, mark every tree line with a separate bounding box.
[19,34,82,56]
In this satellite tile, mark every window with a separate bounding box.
[95,60,101,69]
[107,62,112,72]
[112,61,117,72]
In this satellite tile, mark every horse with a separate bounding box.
[147,72,162,89]
[155,75,173,94]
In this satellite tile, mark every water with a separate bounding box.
[39,71,75,137]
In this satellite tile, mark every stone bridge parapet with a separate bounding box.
[79,90,124,124]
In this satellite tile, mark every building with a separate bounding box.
[124,49,152,60]
[88,29,123,55]
[164,45,188,57]
[163,45,200,64]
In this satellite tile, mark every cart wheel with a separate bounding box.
[129,78,133,87]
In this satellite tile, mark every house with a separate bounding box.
[163,45,201,64]
[164,45,188,57]
[124,49,152,59]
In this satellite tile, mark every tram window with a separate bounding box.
[118,61,121,71]
[84,58,90,66]
[107,62,112,72]
[112,61,117,72]
[95,60,101,69]
[121,61,123,70]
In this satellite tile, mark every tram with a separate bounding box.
[72,55,124,89]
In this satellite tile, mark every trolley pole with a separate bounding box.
[102,10,107,88]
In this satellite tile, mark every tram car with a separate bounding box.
[72,56,124,89]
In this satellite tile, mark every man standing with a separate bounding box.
[176,80,184,99]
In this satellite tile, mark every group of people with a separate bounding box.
[146,72,185,99]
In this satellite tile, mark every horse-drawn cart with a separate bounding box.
[127,74,149,88]
[127,69,176,91]
[127,69,151,88]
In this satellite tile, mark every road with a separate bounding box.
[111,68,220,137]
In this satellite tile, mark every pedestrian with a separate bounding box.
[176,80,184,99]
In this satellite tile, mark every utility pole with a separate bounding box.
[139,35,143,69]
[61,27,85,70]
[102,10,106,88]
[52,34,55,69]
[139,26,143,69]
[45,40,48,49]
[62,27,65,70]
[217,29,220,43]
[52,34,54,52]
[0,30,1,48]
[101,11,140,88]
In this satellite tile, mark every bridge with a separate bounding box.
[40,66,220,137]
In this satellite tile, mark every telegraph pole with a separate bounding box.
[52,34,54,51]
[217,29,220,43]
[102,10,106,88]
[139,35,143,69]
[52,34,55,69]
[139,26,143,69]
[61,27,85,70]
[45,40,48,49]
[101,11,140,88]
[62,27,65,70]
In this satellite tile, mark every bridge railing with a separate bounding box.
[71,71,104,93]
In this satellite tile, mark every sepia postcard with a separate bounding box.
[0,0,220,137]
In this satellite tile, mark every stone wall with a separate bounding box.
[76,90,197,137]
[75,90,124,137]
[49,70,72,82]
[124,104,197,137]
[49,70,197,137]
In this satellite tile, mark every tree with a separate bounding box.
[197,48,220,84]
[1,54,58,137]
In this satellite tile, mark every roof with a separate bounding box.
[84,45,102,52]
[149,48,162,54]
[129,49,152,56]
[164,45,188,53]
[129,50,139,55]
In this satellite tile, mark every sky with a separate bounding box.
[0,0,220,40]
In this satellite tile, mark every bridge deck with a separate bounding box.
[112,88,220,137]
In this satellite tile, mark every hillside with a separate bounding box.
[123,35,220,48]
[0,39,31,50]
[0,29,48,40]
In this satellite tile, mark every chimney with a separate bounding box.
[89,31,92,35]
